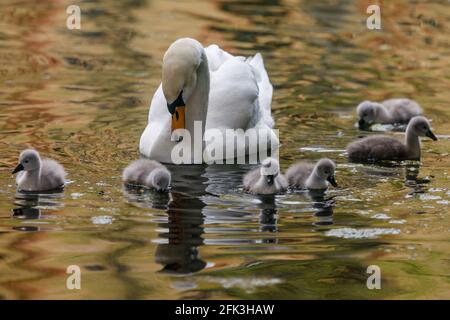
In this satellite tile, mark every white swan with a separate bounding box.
[139,38,278,164]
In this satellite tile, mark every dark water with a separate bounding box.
[0,0,449,299]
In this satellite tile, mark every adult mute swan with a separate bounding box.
[139,38,278,164]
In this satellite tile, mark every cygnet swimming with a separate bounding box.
[357,98,423,128]
[12,149,67,192]
[122,159,171,191]
[243,157,287,195]
[347,116,437,162]
[285,158,338,190]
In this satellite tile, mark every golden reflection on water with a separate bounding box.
[0,0,449,299]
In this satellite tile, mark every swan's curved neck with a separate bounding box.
[306,167,326,189]
[375,104,392,123]
[184,52,210,136]
[405,127,420,159]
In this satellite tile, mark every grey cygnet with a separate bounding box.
[357,98,423,128]
[122,159,171,191]
[347,116,437,162]
[243,157,287,195]
[285,158,338,190]
[12,149,67,192]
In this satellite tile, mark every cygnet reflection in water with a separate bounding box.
[404,164,432,198]
[123,186,171,210]
[12,190,64,220]
[308,190,335,227]
[256,195,278,235]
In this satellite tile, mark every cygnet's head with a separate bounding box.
[357,101,382,127]
[260,157,280,186]
[147,168,171,192]
[407,116,437,140]
[314,158,338,187]
[12,149,41,174]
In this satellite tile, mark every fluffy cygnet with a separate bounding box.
[12,149,67,192]
[243,157,287,195]
[122,159,171,191]
[285,158,338,190]
[347,116,437,162]
[357,98,423,128]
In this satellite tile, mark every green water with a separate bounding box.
[0,0,449,299]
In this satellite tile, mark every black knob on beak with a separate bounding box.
[167,90,185,115]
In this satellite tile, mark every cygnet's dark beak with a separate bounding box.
[426,130,438,141]
[266,175,275,185]
[358,118,371,130]
[12,163,24,174]
[327,175,338,187]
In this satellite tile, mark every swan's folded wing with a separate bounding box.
[205,44,234,72]
[207,57,259,130]
[40,159,67,188]
[247,53,274,129]
[139,84,172,159]
[382,98,423,123]
[205,44,274,128]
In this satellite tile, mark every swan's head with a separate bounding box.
[357,101,382,127]
[162,38,205,134]
[13,149,41,174]
[315,158,337,187]
[260,157,280,186]
[408,116,437,141]
[147,168,171,192]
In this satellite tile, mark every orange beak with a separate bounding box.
[171,105,185,133]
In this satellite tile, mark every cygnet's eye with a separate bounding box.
[24,160,29,163]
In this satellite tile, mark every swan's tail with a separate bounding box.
[247,53,274,128]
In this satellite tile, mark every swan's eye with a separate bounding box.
[24,160,29,163]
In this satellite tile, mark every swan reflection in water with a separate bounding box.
[154,164,207,274]
[122,162,340,274]
[123,163,287,275]
[404,163,431,197]
[12,191,64,231]
[123,164,208,274]
[358,162,432,199]
[258,196,278,234]
[123,185,171,210]
[309,190,335,227]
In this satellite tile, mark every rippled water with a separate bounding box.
[0,0,449,299]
